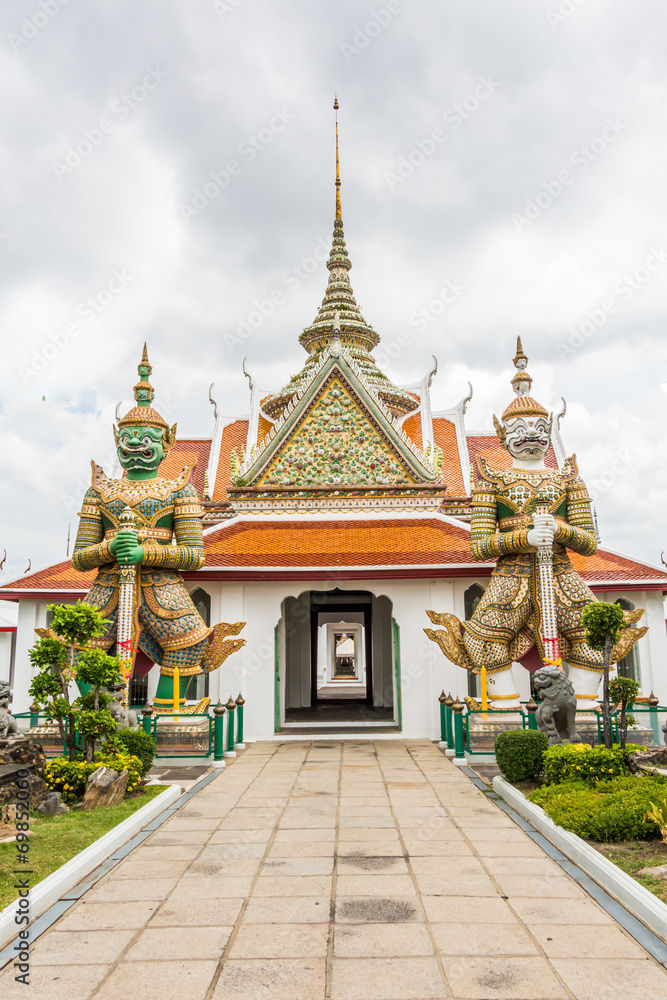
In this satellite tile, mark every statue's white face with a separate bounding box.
[504,415,551,462]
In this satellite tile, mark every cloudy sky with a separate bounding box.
[1,0,666,582]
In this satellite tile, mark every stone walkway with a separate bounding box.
[3,740,667,999]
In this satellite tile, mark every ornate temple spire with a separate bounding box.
[297,98,380,359]
[263,101,419,420]
[334,96,342,222]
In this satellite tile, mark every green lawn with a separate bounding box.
[0,785,169,911]
[593,840,667,905]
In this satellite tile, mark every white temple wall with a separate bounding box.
[187,577,472,741]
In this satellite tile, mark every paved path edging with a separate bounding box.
[493,775,667,942]
[0,784,180,950]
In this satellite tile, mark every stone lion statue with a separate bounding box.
[533,666,581,745]
[0,684,20,739]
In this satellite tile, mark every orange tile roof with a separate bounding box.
[571,549,667,583]
[2,560,96,595]
[159,439,211,498]
[203,518,474,568]
[212,420,249,502]
[402,413,423,452]
[257,415,273,445]
[467,435,559,478]
[433,418,466,494]
[3,525,666,595]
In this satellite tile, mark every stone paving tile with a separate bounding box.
[337,854,409,874]
[212,956,327,998]
[333,922,434,957]
[492,874,586,898]
[530,923,647,959]
[173,873,254,895]
[550,958,667,1000]
[150,896,244,926]
[444,956,567,999]
[125,925,231,961]
[85,877,179,902]
[430,922,539,957]
[30,929,135,966]
[408,856,485,875]
[229,922,329,958]
[274,826,336,842]
[422,895,517,924]
[95,960,219,1000]
[510,896,615,925]
[242,896,331,923]
[250,874,333,896]
[260,856,334,875]
[336,873,418,897]
[481,856,562,877]
[0,964,111,1000]
[55,899,161,931]
[330,956,449,999]
[415,872,497,896]
[268,840,337,858]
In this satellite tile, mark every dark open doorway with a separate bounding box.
[280,589,398,732]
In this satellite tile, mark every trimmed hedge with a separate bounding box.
[109,729,156,778]
[495,729,549,783]
[529,775,667,842]
[543,743,643,786]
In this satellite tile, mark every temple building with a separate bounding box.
[3,116,667,740]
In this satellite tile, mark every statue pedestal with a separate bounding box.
[466,712,524,755]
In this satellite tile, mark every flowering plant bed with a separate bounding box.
[0,785,167,910]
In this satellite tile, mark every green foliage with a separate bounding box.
[74,649,123,760]
[29,603,123,763]
[108,729,155,777]
[48,602,109,646]
[609,676,639,706]
[44,757,99,803]
[76,709,118,746]
[543,742,643,785]
[495,729,549,783]
[45,748,143,803]
[581,602,625,651]
[528,775,667,842]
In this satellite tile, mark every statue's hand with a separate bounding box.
[527,512,557,548]
[110,529,145,566]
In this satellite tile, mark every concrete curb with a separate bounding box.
[493,775,667,943]
[0,784,180,951]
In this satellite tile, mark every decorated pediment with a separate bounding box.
[233,347,437,489]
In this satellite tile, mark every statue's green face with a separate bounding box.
[117,425,164,478]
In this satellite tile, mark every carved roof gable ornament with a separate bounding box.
[233,343,437,489]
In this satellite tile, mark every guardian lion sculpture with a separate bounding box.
[533,666,581,745]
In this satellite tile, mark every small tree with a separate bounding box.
[609,675,640,750]
[74,649,123,762]
[582,602,625,749]
[28,602,110,762]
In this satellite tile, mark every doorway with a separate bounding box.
[278,589,399,731]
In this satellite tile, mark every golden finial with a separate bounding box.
[334,96,341,221]
[513,336,528,372]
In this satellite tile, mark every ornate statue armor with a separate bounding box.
[72,347,244,707]
[426,340,646,706]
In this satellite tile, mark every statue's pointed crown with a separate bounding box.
[501,337,549,421]
[117,344,170,430]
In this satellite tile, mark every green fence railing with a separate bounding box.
[439,697,667,758]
